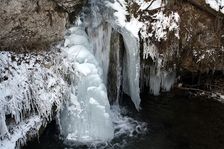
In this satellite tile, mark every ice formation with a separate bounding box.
[103,0,142,109]
[59,26,114,143]
[121,31,141,110]
[0,116,42,149]
[0,24,115,147]
[105,0,178,100]
[110,105,147,138]
[87,22,112,85]
[142,41,176,95]
[0,0,180,147]
[0,51,67,148]
[148,11,180,41]
[149,66,176,95]
[85,0,141,109]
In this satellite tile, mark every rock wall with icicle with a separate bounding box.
[106,0,224,97]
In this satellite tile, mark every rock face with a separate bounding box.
[53,0,87,13]
[0,0,85,51]
[137,1,224,74]
[178,2,224,73]
[154,1,224,73]
[107,30,124,104]
[131,0,224,93]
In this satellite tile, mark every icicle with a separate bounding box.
[149,68,162,96]
[0,113,9,139]
[149,66,176,95]
[122,31,141,110]
[161,71,176,92]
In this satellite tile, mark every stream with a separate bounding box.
[24,93,224,149]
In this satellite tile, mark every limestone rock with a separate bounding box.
[0,0,68,51]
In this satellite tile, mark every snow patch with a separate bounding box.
[148,11,180,41]
[136,0,163,11]
[205,0,224,14]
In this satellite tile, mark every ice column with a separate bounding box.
[59,26,114,143]
[149,66,176,95]
[122,31,141,110]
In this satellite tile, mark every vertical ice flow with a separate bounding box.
[59,26,114,143]
[122,31,141,110]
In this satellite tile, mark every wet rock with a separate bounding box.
[107,30,124,104]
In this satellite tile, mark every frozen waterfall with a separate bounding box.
[59,0,143,143]
[86,0,142,110]
[59,26,114,143]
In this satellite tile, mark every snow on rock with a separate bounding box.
[106,0,180,40]
[147,11,180,41]
[105,0,179,105]
[136,0,163,11]
[106,0,128,27]
[205,0,224,14]
[125,17,144,38]
[0,51,67,148]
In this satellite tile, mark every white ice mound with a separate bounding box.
[59,27,114,143]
